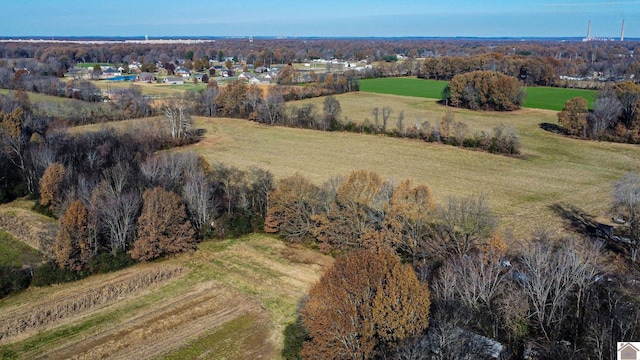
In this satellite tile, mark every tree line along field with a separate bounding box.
[182,92,640,238]
[359,77,597,111]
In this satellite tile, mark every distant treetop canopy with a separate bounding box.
[443,70,526,111]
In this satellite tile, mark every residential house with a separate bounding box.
[175,67,191,77]
[249,77,262,85]
[137,72,156,83]
[163,76,184,85]
[194,73,209,83]
[237,72,250,81]
[101,67,121,78]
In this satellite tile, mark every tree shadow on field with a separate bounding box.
[549,202,597,237]
[539,123,568,135]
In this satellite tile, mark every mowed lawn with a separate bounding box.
[181,92,640,239]
[359,77,597,111]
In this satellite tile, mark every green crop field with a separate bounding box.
[359,77,597,111]
[360,77,447,99]
[523,86,596,111]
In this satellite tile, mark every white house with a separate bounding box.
[163,76,184,85]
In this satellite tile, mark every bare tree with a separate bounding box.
[612,172,640,262]
[590,88,622,139]
[92,180,140,254]
[433,194,496,258]
[182,169,217,237]
[259,86,285,125]
[163,104,192,141]
[382,106,392,132]
[517,238,602,340]
[372,107,380,129]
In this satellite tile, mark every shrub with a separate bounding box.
[0,266,31,298]
[88,251,136,274]
[31,261,83,287]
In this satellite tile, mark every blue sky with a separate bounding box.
[2,0,639,38]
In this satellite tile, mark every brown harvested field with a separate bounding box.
[181,92,640,238]
[0,234,331,359]
[0,200,57,258]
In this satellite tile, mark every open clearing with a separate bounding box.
[183,92,639,238]
[0,233,331,359]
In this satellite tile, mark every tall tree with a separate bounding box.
[433,194,496,258]
[590,88,622,139]
[182,168,217,238]
[383,179,436,265]
[54,200,90,270]
[301,246,430,359]
[130,187,195,261]
[612,172,640,262]
[558,96,589,138]
[264,173,325,243]
[39,162,66,211]
[312,170,390,252]
[322,95,341,131]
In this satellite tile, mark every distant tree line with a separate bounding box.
[557,81,640,143]
[1,38,638,83]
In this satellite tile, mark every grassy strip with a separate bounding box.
[0,229,43,267]
[157,313,264,360]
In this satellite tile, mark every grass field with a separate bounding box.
[359,77,597,111]
[360,77,447,99]
[524,86,597,111]
[178,92,639,238]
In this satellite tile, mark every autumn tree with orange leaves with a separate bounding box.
[39,162,66,212]
[312,170,391,253]
[264,174,326,243]
[130,187,195,261]
[300,246,431,359]
[54,200,90,270]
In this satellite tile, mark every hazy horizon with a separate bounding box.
[3,0,640,39]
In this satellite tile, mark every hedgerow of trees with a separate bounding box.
[557,81,640,143]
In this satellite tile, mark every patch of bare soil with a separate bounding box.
[40,281,271,360]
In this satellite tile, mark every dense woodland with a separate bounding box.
[1,38,640,359]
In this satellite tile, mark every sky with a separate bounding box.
[2,0,639,38]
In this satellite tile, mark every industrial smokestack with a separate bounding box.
[621,19,625,41]
[587,20,591,39]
